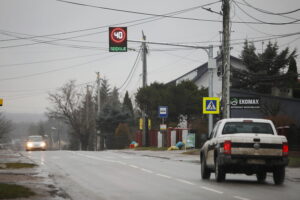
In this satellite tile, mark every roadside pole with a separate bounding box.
[96,72,102,151]
[222,0,231,119]
[208,45,214,134]
[142,31,148,147]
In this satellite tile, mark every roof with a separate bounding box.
[170,55,243,84]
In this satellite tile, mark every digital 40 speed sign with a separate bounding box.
[109,27,127,52]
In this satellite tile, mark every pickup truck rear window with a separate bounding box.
[222,122,274,135]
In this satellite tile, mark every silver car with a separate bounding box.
[26,135,47,151]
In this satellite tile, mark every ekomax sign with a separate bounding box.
[230,97,260,109]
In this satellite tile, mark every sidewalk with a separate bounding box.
[118,149,300,182]
[0,149,70,200]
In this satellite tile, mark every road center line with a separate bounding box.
[201,186,223,194]
[156,173,172,179]
[140,168,153,174]
[234,196,250,200]
[175,178,195,185]
[129,164,139,169]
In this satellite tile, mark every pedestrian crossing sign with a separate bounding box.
[203,97,220,114]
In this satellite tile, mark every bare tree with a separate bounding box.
[47,80,96,150]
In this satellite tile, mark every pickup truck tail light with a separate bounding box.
[282,142,288,156]
[224,140,232,154]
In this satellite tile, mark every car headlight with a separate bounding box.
[27,142,33,148]
[41,142,46,147]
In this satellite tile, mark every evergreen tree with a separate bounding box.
[122,91,134,117]
[237,40,297,93]
[100,78,110,109]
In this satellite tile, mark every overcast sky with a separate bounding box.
[0,0,299,114]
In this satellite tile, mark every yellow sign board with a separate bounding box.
[203,97,220,114]
[0,99,3,106]
[139,118,143,130]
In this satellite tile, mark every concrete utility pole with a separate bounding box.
[208,45,215,134]
[222,0,231,119]
[96,72,101,151]
[142,31,148,147]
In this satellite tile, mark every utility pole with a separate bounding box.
[208,45,215,134]
[222,0,231,119]
[142,31,148,147]
[96,72,104,151]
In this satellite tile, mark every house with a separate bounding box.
[171,56,246,98]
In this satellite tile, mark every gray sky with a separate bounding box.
[0,0,299,114]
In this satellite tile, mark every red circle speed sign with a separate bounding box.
[110,27,126,44]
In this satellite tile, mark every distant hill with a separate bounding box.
[3,112,47,123]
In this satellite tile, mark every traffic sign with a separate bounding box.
[203,97,220,114]
[0,98,3,106]
[158,106,168,118]
[109,27,127,52]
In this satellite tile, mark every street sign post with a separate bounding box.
[109,27,127,52]
[203,97,220,114]
[158,106,168,118]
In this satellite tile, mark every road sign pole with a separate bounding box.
[208,45,214,135]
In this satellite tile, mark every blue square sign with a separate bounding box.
[159,106,168,118]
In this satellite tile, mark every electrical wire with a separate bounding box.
[233,0,300,25]
[0,1,221,45]
[118,48,141,91]
[0,53,103,68]
[56,0,294,25]
[0,54,118,82]
[240,0,300,16]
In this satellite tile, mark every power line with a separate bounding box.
[118,48,142,91]
[0,53,103,68]
[240,0,300,16]
[0,1,220,44]
[0,54,118,82]
[57,0,296,25]
[233,0,300,25]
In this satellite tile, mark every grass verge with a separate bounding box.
[134,147,168,151]
[0,183,35,199]
[0,163,37,169]
[182,149,200,155]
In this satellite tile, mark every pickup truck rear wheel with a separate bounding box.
[273,167,285,185]
[256,171,267,183]
[215,157,226,182]
[201,156,211,179]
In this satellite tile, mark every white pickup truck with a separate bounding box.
[200,118,289,185]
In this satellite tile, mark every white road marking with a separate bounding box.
[201,186,223,194]
[140,168,153,174]
[129,164,139,169]
[234,196,250,200]
[175,178,195,185]
[156,173,172,179]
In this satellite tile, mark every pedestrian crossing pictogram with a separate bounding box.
[203,97,220,114]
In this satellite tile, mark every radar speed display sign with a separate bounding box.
[109,27,127,52]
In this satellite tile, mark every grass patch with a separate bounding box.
[134,147,168,151]
[0,183,35,199]
[0,163,37,169]
[182,149,200,155]
[289,156,300,168]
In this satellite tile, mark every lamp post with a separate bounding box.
[51,126,60,150]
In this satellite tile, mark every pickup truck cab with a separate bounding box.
[200,118,288,184]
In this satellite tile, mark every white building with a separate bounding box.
[171,56,246,98]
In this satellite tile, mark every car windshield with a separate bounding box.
[222,122,274,135]
[28,136,43,142]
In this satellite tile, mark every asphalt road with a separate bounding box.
[24,150,300,200]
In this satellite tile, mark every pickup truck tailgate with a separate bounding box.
[221,134,286,157]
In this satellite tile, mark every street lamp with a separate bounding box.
[51,126,60,150]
